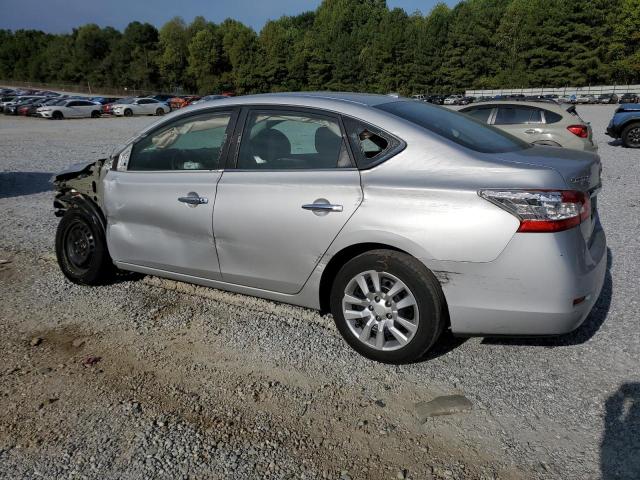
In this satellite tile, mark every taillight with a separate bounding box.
[479,190,590,233]
[567,124,588,138]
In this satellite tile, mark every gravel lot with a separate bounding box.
[0,106,638,480]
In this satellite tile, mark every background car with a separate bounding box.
[190,94,227,105]
[37,99,102,119]
[460,100,597,151]
[112,98,170,116]
[619,93,640,104]
[443,94,463,105]
[606,103,640,148]
[3,96,47,115]
[102,96,134,114]
[168,95,201,110]
[576,94,596,104]
[597,93,618,104]
[26,97,66,116]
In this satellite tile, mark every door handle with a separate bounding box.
[524,129,539,134]
[302,203,343,212]
[178,192,208,206]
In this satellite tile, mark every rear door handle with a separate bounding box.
[524,129,539,134]
[178,192,208,206]
[302,203,343,212]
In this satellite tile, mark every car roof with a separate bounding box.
[192,92,400,109]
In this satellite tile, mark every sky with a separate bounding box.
[0,0,458,33]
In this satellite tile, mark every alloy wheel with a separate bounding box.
[341,270,419,351]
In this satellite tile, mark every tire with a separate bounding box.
[621,122,640,148]
[155,108,165,116]
[55,209,115,285]
[91,110,100,118]
[52,111,63,120]
[330,249,445,364]
[124,108,133,117]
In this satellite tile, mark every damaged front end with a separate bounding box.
[53,159,111,226]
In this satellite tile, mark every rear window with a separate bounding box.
[377,101,529,153]
[544,110,563,124]
[494,106,542,125]
[463,107,493,123]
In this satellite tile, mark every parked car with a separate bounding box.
[26,97,65,116]
[112,98,170,117]
[597,93,618,104]
[37,99,102,119]
[102,97,134,115]
[606,103,640,148]
[619,93,639,104]
[443,95,463,105]
[90,96,121,105]
[52,92,605,364]
[460,101,597,151]
[190,94,227,105]
[3,96,47,115]
[575,94,596,104]
[169,95,201,110]
[145,94,174,105]
[0,95,17,112]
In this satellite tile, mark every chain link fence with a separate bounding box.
[465,84,640,97]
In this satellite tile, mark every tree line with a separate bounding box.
[0,0,638,96]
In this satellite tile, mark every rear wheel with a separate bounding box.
[91,110,100,118]
[55,209,115,285]
[124,108,133,117]
[621,122,640,148]
[330,250,444,364]
[155,107,165,116]
[52,111,63,120]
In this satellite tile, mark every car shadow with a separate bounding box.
[607,139,623,147]
[481,247,613,347]
[601,383,640,479]
[0,171,54,199]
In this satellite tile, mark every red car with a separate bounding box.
[169,95,200,110]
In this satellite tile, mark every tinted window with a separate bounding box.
[494,106,542,125]
[138,99,154,104]
[376,101,529,153]
[463,107,493,123]
[544,110,563,124]
[67,101,79,107]
[236,111,351,169]
[342,116,402,168]
[128,112,232,171]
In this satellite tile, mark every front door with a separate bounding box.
[103,109,236,279]
[213,108,362,294]
[492,105,547,143]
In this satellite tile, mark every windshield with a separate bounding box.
[376,100,530,153]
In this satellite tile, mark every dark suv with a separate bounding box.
[619,93,639,104]
[606,103,640,148]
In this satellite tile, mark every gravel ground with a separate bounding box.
[0,106,638,480]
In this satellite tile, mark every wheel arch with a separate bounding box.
[317,240,450,329]
[54,193,106,233]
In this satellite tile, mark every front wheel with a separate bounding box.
[55,209,115,285]
[52,111,63,120]
[155,108,165,116]
[621,122,640,148]
[91,110,100,118]
[330,250,445,364]
[124,108,133,117]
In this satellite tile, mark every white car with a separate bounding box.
[444,95,463,105]
[112,98,170,117]
[38,99,102,119]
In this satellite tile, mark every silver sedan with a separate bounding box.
[52,93,607,364]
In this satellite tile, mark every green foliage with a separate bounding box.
[1,0,638,94]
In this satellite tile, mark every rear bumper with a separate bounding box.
[441,222,607,336]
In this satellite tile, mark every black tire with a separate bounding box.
[91,110,100,118]
[124,108,133,117]
[55,209,115,285]
[155,107,165,116]
[621,122,640,148]
[330,249,445,364]
[52,111,63,120]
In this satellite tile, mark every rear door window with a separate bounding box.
[494,106,542,125]
[342,116,403,168]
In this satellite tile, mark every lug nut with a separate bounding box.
[385,301,392,307]
[374,296,380,302]
[386,313,392,319]
[368,305,374,311]
[376,316,381,321]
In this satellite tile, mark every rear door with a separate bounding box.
[492,105,547,143]
[104,108,237,279]
[213,107,362,294]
